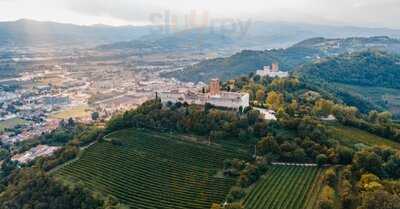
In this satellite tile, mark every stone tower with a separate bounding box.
[271,63,279,72]
[209,79,220,96]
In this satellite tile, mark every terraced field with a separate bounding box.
[55,129,248,209]
[243,166,323,209]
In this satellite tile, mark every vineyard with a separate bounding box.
[243,165,323,209]
[327,125,400,149]
[55,129,248,209]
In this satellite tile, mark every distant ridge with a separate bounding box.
[0,19,155,47]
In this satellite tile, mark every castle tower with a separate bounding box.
[271,63,279,72]
[209,79,220,96]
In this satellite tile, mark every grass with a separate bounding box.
[327,125,400,149]
[50,105,92,120]
[242,165,323,209]
[55,129,248,209]
[0,118,31,132]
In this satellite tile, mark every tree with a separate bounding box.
[359,173,383,192]
[67,117,75,128]
[225,203,244,209]
[91,112,100,121]
[287,99,298,116]
[319,186,335,209]
[266,91,283,111]
[359,190,400,209]
[377,111,393,124]
[336,146,354,165]
[255,89,266,102]
[316,154,328,167]
[210,203,222,209]
[0,168,103,209]
[204,103,214,113]
[368,111,379,123]
[257,135,280,155]
[323,168,337,187]
[313,99,334,116]
[253,75,261,82]
[293,148,306,162]
[247,110,260,125]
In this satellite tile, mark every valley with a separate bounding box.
[1,16,400,209]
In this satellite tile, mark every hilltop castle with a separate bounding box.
[159,79,249,109]
[256,63,289,78]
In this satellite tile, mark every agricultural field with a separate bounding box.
[49,105,92,120]
[55,129,249,209]
[0,118,31,132]
[242,165,323,209]
[327,125,400,149]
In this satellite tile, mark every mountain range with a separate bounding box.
[0,19,154,47]
[3,19,400,50]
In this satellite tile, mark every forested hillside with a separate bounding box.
[292,36,400,55]
[162,36,400,83]
[297,50,400,89]
[296,50,400,117]
[161,47,320,82]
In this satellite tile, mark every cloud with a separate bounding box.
[0,0,400,28]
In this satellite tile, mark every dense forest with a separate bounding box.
[297,50,400,89]
[296,50,400,118]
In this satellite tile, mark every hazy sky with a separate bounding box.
[0,0,399,28]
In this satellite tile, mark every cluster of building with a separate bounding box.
[159,79,249,109]
[256,63,289,78]
[11,145,61,164]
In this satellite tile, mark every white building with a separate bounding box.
[256,63,289,78]
[159,79,249,109]
[321,114,337,121]
[254,108,277,121]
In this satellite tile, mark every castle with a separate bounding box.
[256,63,289,78]
[159,79,249,109]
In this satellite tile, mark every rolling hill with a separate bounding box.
[97,29,235,52]
[162,36,400,83]
[293,36,400,58]
[297,50,400,89]
[296,50,400,116]
[55,129,249,209]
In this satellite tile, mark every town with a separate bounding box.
[1,47,287,164]
[0,48,213,162]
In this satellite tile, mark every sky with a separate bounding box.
[0,0,399,29]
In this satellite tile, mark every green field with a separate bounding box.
[328,125,400,149]
[0,118,31,132]
[242,166,323,209]
[56,129,248,209]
